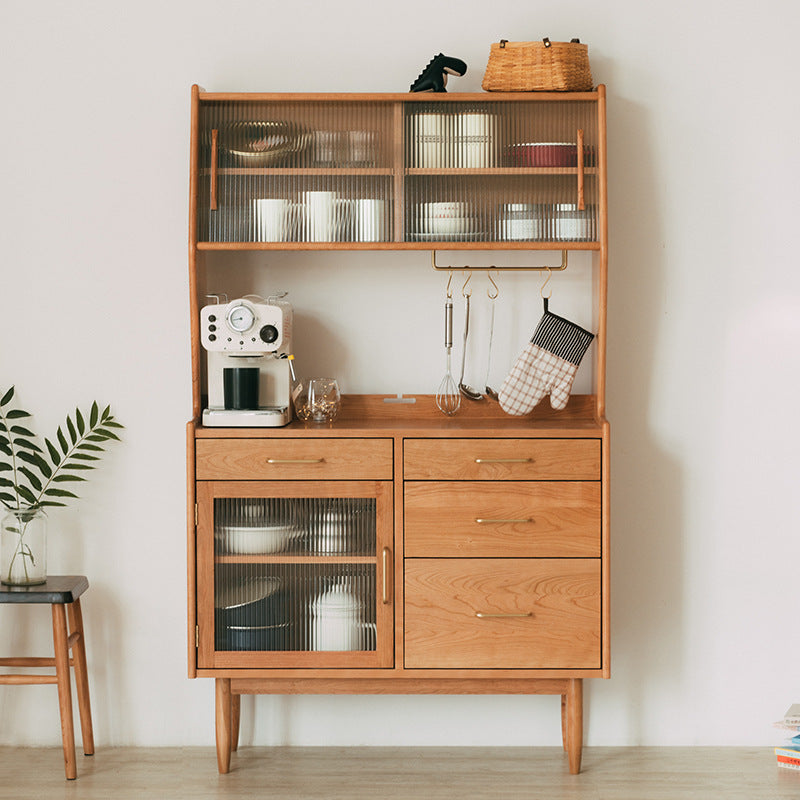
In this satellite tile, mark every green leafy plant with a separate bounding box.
[0,386,123,511]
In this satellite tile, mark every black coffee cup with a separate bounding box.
[223,367,260,410]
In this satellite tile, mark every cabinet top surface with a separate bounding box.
[194,86,606,103]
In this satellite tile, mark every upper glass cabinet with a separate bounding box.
[191,92,605,249]
[196,99,396,244]
[403,100,599,245]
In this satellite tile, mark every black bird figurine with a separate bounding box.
[410,53,468,92]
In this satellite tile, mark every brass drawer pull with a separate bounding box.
[382,547,392,604]
[474,457,533,464]
[265,458,324,464]
[475,518,534,524]
[475,612,533,619]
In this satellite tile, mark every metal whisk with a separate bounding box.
[436,295,460,416]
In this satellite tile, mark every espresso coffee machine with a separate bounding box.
[200,294,294,427]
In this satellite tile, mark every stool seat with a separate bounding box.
[0,574,93,780]
[0,575,89,605]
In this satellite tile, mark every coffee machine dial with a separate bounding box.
[260,324,279,344]
[226,303,255,333]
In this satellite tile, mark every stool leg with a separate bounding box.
[52,603,77,780]
[215,678,232,774]
[67,599,94,755]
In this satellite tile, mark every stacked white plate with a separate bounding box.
[214,576,282,611]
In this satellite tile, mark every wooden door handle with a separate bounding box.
[210,128,219,211]
[576,128,585,211]
[382,547,392,604]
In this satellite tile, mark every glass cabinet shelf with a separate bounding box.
[206,168,396,176]
[215,555,377,564]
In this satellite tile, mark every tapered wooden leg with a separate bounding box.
[231,692,241,752]
[560,694,567,751]
[67,599,94,756]
[215,679,232,774]
[565,678,583,774]
[52,604,77,780]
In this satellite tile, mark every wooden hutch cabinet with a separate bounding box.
[187,85,609,775]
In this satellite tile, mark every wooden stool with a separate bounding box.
[0,575,94,780]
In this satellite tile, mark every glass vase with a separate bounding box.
[1,507,47,586]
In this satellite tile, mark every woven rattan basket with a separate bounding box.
[482,38,593,92]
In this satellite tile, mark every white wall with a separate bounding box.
[1,0,799,748]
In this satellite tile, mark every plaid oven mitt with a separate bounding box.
[498,301,594,415]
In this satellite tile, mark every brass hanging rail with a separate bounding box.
[431,250,568,272]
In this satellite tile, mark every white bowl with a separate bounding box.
[217,524,298,554]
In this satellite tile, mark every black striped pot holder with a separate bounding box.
[499,305,594,415]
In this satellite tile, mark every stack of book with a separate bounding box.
[775,704,800,770]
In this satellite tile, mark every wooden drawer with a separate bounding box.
[404,559,600,669]
[196,438,393,480]
[404,482,600,557]
[403,439,600,481]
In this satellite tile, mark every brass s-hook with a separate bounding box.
[445,269,453,299]
[461,270,473,297]
[487,269,499,300]
[540,266,552,299]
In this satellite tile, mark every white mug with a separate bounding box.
[253,198,289,242]
[303,190,337,242]
[352,199,385,242]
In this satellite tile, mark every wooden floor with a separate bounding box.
[0,746,796,799]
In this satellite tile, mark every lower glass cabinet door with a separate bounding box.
[196,481,394,668]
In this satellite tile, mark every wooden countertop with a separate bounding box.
[192,394,607,438]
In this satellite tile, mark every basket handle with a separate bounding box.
[543,37,582,46]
